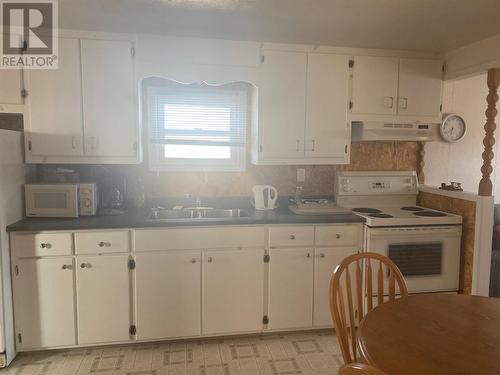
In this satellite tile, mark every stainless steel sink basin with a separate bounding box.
[148,208,249,221]
[202,209,249,218]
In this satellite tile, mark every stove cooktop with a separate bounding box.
[349,205,462,227]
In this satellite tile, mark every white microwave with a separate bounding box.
[25,183,98,218]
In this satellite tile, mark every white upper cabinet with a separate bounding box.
[25,35,140,164]
[351,55,442,119]
[398,58,443,117]
[259,50,307,160]
[0,33,24,111]
[254,50,351,165]
[351,56,399,115]
[305,53,350,161]
[0,70,23,106]
[26,37,84,157]
[81,39,137,158]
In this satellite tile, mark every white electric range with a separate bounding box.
[335,171,462,294]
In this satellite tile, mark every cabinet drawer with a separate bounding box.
[11,232,73,257]
[269,226,314,247]
[315,225,361,247]
[135,226,265,252]
[75,230,130,254]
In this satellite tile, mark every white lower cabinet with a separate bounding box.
[76,255,131,344]
[11,224,362,350]
[268,248,314,330]
[313,247,359,327]
[135,251,201,340]
[13,258,76,349]
[203,248,265,335]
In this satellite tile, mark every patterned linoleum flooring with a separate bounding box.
[1,331,343,375]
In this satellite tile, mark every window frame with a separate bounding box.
[146,82,248,172]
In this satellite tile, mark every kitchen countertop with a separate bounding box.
[6,206,364,232]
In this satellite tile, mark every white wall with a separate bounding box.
[424,73,500,201]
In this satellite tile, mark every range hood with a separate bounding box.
[351,121,439,142]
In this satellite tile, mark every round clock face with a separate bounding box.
[440,114,466,142]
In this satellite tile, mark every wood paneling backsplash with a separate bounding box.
[115,141,419,198]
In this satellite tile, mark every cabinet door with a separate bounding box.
[203,248,264,334]
[136,251,201,340]
[0,70,22,105]
[268,248,313,330]
[13,258,76,349]
[259,50,307,159]
[0,33,23,106]
[26,38,84,156]
[398,58,442,117]
[305,53,350,159]
[313,247,359,327]
[81,39,137,158]
[76,255,131,344]
[351,56,399,115]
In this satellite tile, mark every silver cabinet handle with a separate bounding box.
[80,263,92,269]
[40,243,52,249]
[98,242,111,247]
[306,253,311,258]
[62,264,73,270]
[320,253,325,258]
[290,235,296,240]
[400,97,408,109]
[191,258,197,264]
[296,140,300,152]
[71,136,76,150]
[311,140,315,152]
[207,257,213,263]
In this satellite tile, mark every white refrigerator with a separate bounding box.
[0,128,26,366]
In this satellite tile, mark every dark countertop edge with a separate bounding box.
[6,213,365,232]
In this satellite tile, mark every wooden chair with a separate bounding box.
[329,252,408,364]
[339,363,389,375]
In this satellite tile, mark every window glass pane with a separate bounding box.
[164,145,231,159]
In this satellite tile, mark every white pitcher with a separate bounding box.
[252,185,278,210]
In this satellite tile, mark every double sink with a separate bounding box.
[148,208,250,221]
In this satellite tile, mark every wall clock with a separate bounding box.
[440,114,467,143]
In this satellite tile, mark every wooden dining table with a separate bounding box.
[356,294,500,375]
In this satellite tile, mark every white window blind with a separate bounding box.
[147,83,247,171]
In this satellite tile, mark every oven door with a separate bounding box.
[365,226,462,293]
[25,184,79,218]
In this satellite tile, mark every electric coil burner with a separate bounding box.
[369,213,394,218]
[401,206,425,211]
[414,211,447,217]
[352,208,382,214]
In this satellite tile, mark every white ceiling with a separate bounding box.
[59,0,500,52]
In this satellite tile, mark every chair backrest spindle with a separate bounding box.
[330,252,409,365]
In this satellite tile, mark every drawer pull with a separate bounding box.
[320,253,325,258]
[191,258,197,264]
[290,235,296,240]
[80,263,92,269]
[62,264,73,270]
[306,253,311,258]
[336,234,341,239]
[207,257,213,263]
[98,241,111,247]
[40,243,52,249]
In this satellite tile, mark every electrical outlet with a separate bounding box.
[297,168,306,183]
